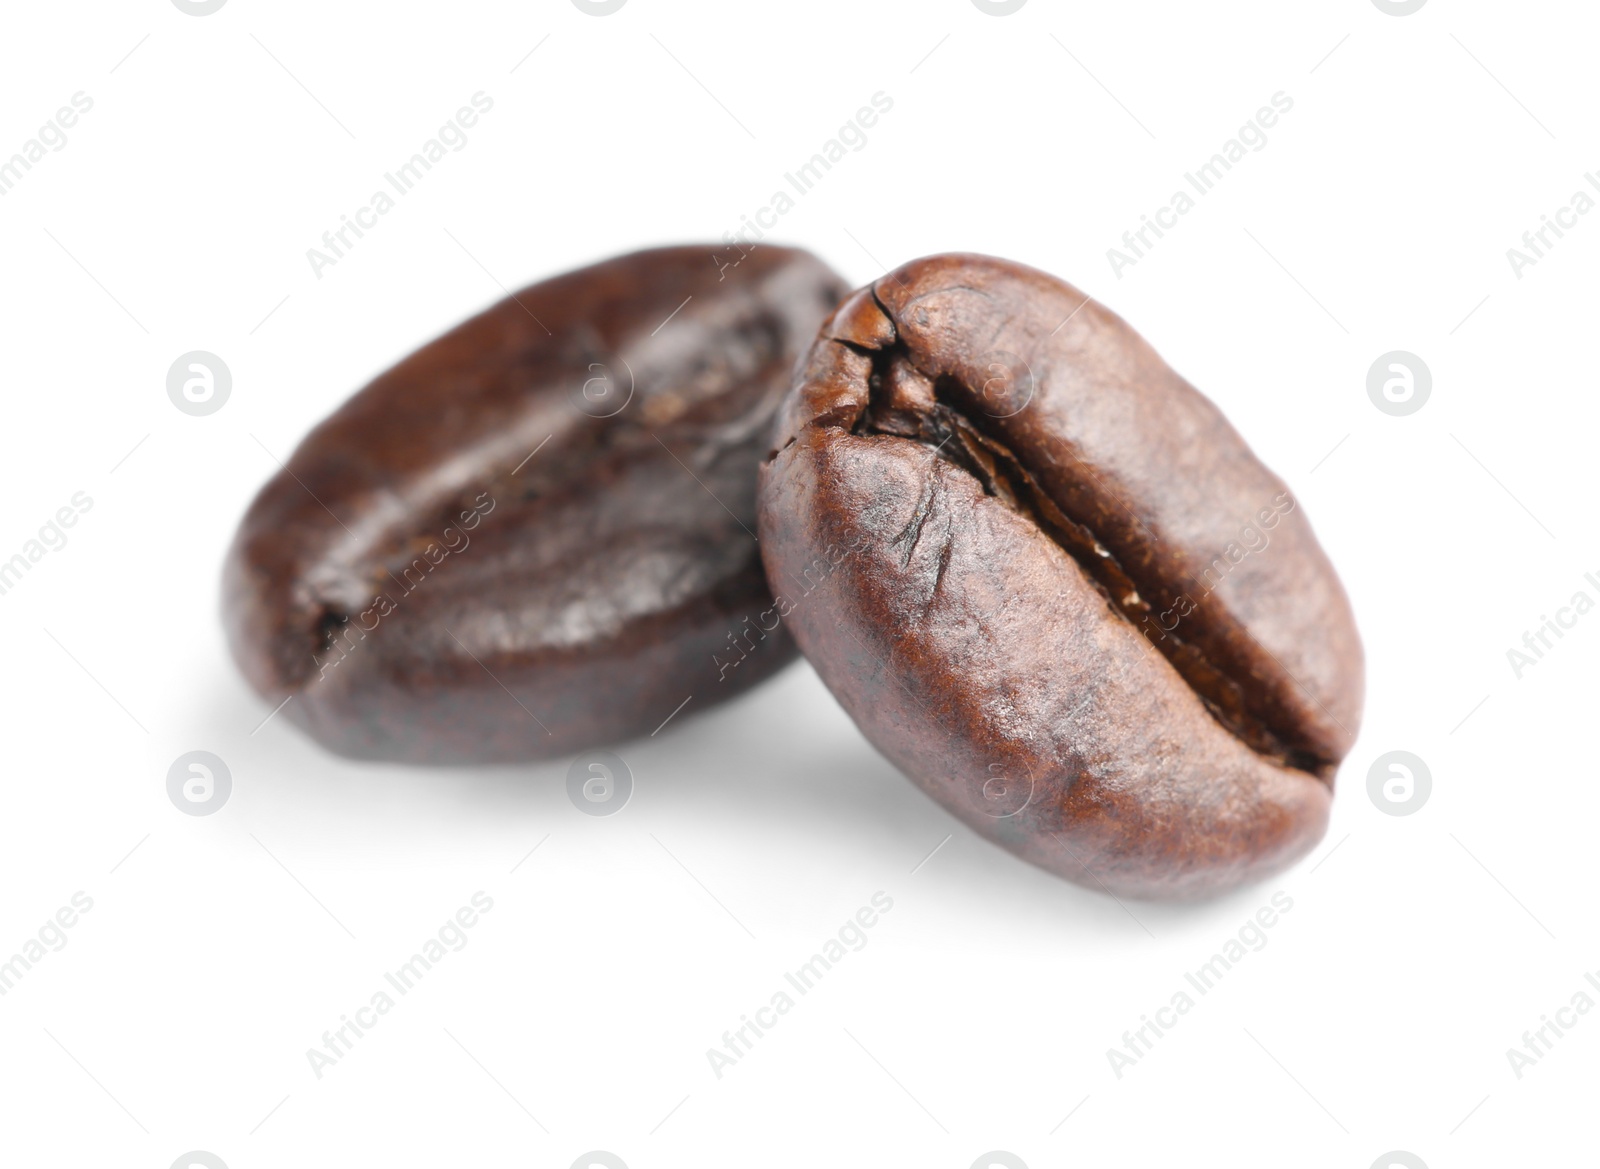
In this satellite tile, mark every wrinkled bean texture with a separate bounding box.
[758,254,1364,899]
[225,245,847,763]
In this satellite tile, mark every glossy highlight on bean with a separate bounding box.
[224,245,848,763]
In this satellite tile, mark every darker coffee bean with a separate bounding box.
[225,245,847,763]
[758,254,1363,899]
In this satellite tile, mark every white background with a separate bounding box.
[0,1,1595,1166]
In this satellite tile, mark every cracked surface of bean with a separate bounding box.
[758,253,1364,899]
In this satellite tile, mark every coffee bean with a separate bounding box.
[758,254,1363,898]
[225,245,847,763]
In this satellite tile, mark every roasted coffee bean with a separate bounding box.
[225,245,847,763]
[758,254,1363,899]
